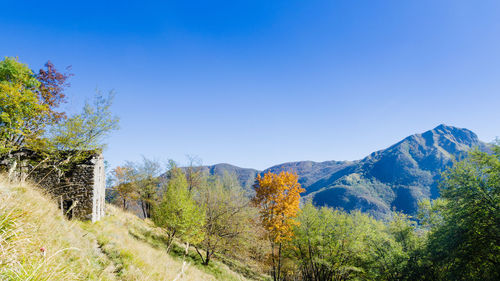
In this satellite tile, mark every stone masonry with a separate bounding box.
[1,149,106,222]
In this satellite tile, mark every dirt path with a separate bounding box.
[87,232,120,280]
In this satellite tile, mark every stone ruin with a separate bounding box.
[0,149,106,222]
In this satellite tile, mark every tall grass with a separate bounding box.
[0,178,251,280]
[81,205,220,281]
[0,179,116,280]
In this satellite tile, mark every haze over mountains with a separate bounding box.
[203,124,489,218]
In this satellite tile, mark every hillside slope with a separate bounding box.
[307,124,487,217]
[201,163,259,192]
[203,124,488,218]
[0,179,259,281]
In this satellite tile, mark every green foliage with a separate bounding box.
[0,57,119,182]
[421,146,500,280]
[194,172,254,265]
[48,90,119,152]
[289,202,422,281]
[0,57,73,155]
[417,198,446,229]
[122,157,164,218]
[152,165,205,252]
[110,165,139,209]
[0,57,44,153]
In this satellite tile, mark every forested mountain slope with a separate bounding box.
[204,124,488,217]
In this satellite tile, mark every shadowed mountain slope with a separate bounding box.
[201,125,488,218]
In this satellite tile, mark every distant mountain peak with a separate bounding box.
[199,125,486,218]
[420,124,480,151]
[433,123,455,131]
[431,124,477,137]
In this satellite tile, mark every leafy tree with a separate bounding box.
[34,61,71,125]
[290,202,346,281]
[185,155,203,192]
[289,202,425,281]
[252,171,305,281]
[423,145,500,280]
[22,90,120,182]
[194,172,253,265]
[48,90,119,152]
[0,57,43,153]
[0,57,71,154]
[417,198,446,229]
[129,157,163,219]
[111,165,138,209]
[379,212,423,280]
[0,57,120,188]
[152,164,205,253]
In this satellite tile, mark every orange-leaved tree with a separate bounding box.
[252,171,305,281]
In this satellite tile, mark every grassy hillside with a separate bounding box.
[0,178,263,280]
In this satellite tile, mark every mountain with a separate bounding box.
[200,163,259,191]
[201,125,488,218]
[306,124,489,217]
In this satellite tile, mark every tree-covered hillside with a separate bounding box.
[202,124,489,218]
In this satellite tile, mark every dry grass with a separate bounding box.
[0,178,116,280]
[81,205,218,281]
[0,178,252,281]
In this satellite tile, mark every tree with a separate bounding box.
[0,57,43,153]
[24,90,120,182]
[130,157,163,219]
[0,57,120,185]
[423,145,500,281]
[381,212,423,281]
[0,57,71,154]
[185,155,203,192]
[111,165,138,209]
[290,202,340,281]
[152,165,205,253]
[252,171,305,281]
[290,202,407,281]
[0,57,118,154]
[48,90,119,152]
[34,61,71,125]
[417,198,446,229]
[194,172,253,265]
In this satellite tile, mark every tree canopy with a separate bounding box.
[422,144,500,280]
[253,171,305,281]
[0,57,118,157]
[152,164,205,253]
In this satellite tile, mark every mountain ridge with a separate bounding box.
[198,124,489,217]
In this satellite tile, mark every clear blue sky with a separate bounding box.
[1,0,499,170]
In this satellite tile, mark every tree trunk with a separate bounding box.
[141,201,146,218]
[195,246,210,265]
[166,231,176,253]
[204,250,211,265]
[277,242,282,281]
[271,241,280,281]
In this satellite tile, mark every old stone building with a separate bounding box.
[1,149,106,222]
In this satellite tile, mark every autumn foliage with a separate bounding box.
[35,61,72,123]
[111,165,138,209]
[253,171,304,281]
[253,171,305,243]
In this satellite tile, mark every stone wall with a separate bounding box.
[0,150,106,222]
[92,154,106,222]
